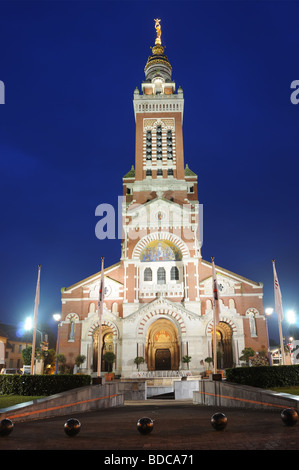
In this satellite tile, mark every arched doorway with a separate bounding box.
[211,322,234,369]
[92,326,115,373]
[146,318,180,371]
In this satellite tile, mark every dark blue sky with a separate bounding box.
[0,0,298,342]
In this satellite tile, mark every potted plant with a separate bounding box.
[204,357,213,377]
[74,354,86,373]
[239,347,255,366]
[103,352,116,380]
[134,356,145,371]
[182,355,192,370]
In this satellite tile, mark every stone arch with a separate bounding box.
[132,231,190,260]
[65,313,79,322]
[207,318,236,369]
[88,320,119,373]
[146,318,180,371]
[137,306,187,337]
[88,319,119,339]
[206,316,237,335]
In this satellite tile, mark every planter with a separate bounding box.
[104,373,115,381]
[212,373,222,381]
[92,377,103,385]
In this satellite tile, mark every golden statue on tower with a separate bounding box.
[154,18,162,45]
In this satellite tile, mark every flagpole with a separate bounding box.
[97,257,104,377]
[272,259,285,365]
[212,257,218,375]
[278,312,285,365]
[31,264,41,375]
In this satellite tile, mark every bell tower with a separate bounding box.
[121,19,201,309]
[127,19,196,207]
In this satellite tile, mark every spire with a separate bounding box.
[144,19,172,82]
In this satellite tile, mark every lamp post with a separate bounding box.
[265,307,273,365]
[53,313,61,374]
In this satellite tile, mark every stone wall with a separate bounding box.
[0,382,124,423]
[193,379,299,410]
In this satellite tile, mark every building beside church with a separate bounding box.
[57,21,268,377]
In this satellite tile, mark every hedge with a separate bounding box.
[225,364,299,388]
[0,374,91,396]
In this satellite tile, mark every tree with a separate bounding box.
[75,354,86,371]
[182,355,192,369]
[103,352,116,372]
[134,356,145,371]
[204,357,213,368]
[56,353,66,373]
[251,349,269,366]
[22,346,32,366]
[239,347,255,366]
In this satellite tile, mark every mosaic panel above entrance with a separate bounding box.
[140,240,182,262]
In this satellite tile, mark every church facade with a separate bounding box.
[58,22,268,377]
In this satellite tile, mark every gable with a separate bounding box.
[126,197,193,230]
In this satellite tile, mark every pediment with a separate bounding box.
[201,274,238,296]
[87,276,122,300]
[127,197,192,229]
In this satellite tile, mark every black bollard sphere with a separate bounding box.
[281,408,298,427]
[137,417,154,435]
[211,412,228,431]
[0,419,14,436]
[64,418,81,436]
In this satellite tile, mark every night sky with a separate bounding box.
[0,0,298,344]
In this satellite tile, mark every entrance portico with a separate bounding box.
[146,318,180,371]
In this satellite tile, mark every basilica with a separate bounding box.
[57,21,268,377]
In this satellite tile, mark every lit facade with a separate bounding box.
[58,22,268,376]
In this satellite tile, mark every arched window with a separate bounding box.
[156,126,162,160]
[144,267,152,282]
[170,266,179,280]
[157,267,166,284]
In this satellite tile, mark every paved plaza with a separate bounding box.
[0,400,298,454]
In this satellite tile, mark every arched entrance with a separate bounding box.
[146,318,180,371]
[211,322,234,369]
[92,326,115,373]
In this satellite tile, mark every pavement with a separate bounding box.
[0,399,298,456]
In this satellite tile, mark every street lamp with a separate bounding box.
[287,310,296,325]
[24,316,43,344]
[53,313,61,374]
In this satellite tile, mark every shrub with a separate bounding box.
[225,365,299,388]
[0,374,91,396]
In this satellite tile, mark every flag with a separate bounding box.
[272,259,283,321]
[98,257,105,314]
[212,257,220,325]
